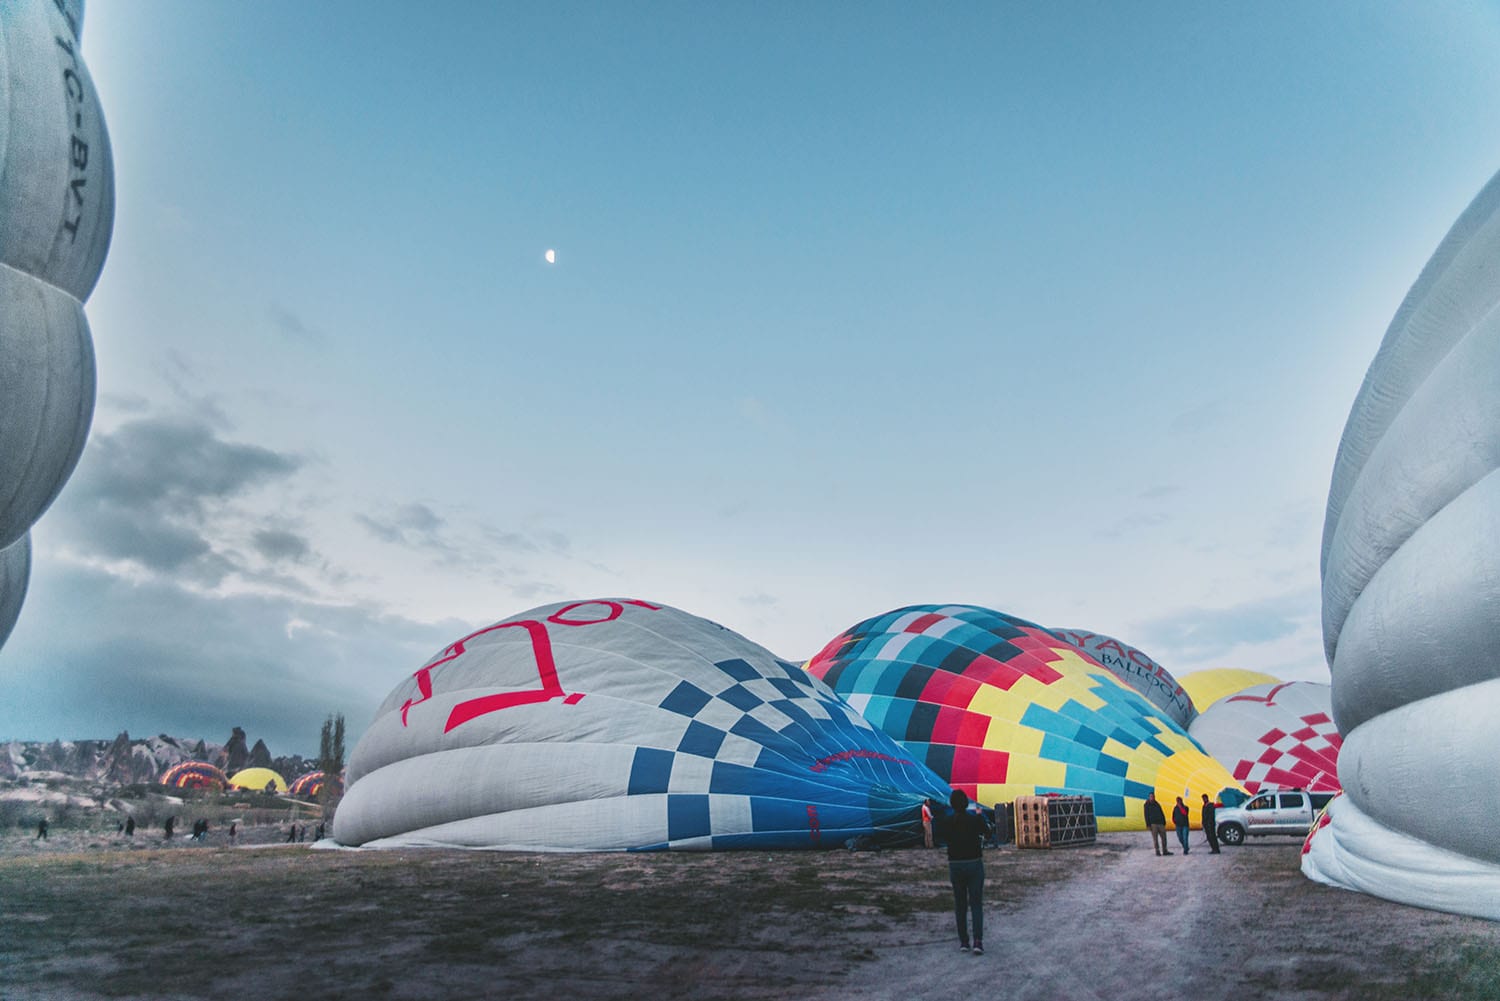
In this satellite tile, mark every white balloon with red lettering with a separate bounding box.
[334,599,948,851]
[1048,627,1196,728]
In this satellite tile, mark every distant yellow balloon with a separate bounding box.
[227,767,288,793]
[544,249,556,264]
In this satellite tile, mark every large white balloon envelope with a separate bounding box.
[334,599,949,851]
[1306,166,1500,920]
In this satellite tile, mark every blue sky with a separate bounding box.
[3,1,1499,755]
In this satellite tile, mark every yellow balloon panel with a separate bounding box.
[1179,668,1281,714]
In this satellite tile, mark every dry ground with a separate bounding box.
[2,826,1499,1001]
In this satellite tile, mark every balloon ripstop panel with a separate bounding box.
[336,599,948,851]
[807,605,1240,832]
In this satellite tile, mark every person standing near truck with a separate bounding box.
[1201,793,1221,854]
[1144,793,1170,855]
[1172,797,1191,854]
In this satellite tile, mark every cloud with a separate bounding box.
[740,592,778,608]
[252,528,312,563]
[1091,510,1171,541]
[0,559,454,753]
[268,303,324,343]
[1133,588,1320,663]
[51,415,302,587]
[1169,400,1232,436]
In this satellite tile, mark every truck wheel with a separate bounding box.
[1218,823,1245,846]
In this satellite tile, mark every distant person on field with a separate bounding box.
[1172,797,1191,855]
[164,816,175,840]
[1201,793,1221,854]
[124,816,135,837]
[36,818,48,840]
[285,825,297,843]
[228,822,237,845]
[936,789,987,956]
[921,798,935,849]
[314,822,325,841]
[1144,793,1170,855]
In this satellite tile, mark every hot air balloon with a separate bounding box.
[227,767,288,794]
[0,0,115,648]
[1178,668,1281,715]
[1187,681,1341,794]
[288,770,342,800]
[0,536,30,648]
[1047,627,1195,728]
[159,761,228,791]
[1305,167,1500,920]
[333,599,949,851]
[805,605,1240,832]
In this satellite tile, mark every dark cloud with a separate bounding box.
[358,503,445,548]
[1133,589,1318,662]
[252,528,312,563]
[52,415,301,587]
[0,559,456,754]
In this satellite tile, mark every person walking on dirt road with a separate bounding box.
[1144,793,1170,855]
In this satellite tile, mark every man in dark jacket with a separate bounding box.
[1144,793,1169,855]
[1201,793,1221,854]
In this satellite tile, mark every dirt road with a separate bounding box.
[3,829,1498,1000]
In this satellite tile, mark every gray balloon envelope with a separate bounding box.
[0,534,30,648]
[1305,167,1500,921]
[0,0,116,300]
[0,263,95,550]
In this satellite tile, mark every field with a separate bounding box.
[3,826,1499,1001]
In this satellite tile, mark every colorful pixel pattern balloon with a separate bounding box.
[1188,681,1341,793]
[334,599,948,851]
[805,605,1239,832]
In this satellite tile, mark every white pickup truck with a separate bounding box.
[1214,789,1336,846]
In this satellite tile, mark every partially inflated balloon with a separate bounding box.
[160,761,228,791]
[806,605,1240,832]
[288,770,342,800]
[227,767,287,793]
[1048,627,1195,728]
[1305,167,1500,920]
[1187,681,1340,794]
[0,535,29,648]
[334,599,948,850]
